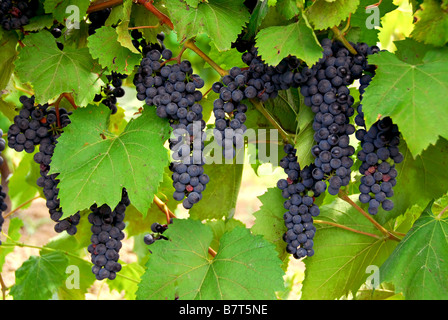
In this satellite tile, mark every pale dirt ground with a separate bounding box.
[1,163,304,300]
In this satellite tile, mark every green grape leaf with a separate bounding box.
[294,97,316,167]
[188,150,244,221]
[255,15,322,67]
[0,218,23,272]
[205,218,246,253]
[14,31,103,106]
[301,196,398,300]
[136,219,285,300]
[9,251,69,300]
[49,105,171,218]
[242,100,285,175]
[263,89,300,134]
[184,0,201,8]
[108,262,145,300]
[244,0,270,39]
[206,44,247,70]
[362,49,448,157]
[252,187,290,264]
[0,29,18,92]
[44,0,91,22]
[44,235,96,299]
[411,0,448,46]
[380,201,448,299]
[88,26,141,74]
[306,0,360,30]
[164,0,250,51]
[276,0,301,19]
[8,152,40,209]
[347,0,398,45]
[115,0,141,55]
[22,14,55,32]
[393,38,435,65]
[131,3,169,46]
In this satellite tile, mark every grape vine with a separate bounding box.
[0,0,443,302]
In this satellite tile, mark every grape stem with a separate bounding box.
[437,205,448,219]
[314,219,381,239]
[53,94,64,128]
[0,274,7,300]
[87,0,123,13]
[182,39,229,77]
[337,190,401,242]
[340,14,352,35]
[331,26,357,55]
[153,195,176,224]
[136,0,174,30]
[0,241,140,283]
[152,195,218,258]
[128,24,160,30]
[61,93,78,110]
[250,98,294,145]
[3,195,40,219]
[366,0,383,9]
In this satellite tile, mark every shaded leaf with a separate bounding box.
[10,251,69,300]
[362,49,448,157]
[380,200,448,299]
[136,219,284,300]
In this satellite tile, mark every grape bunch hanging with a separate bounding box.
[133,37,209,210]
[7,95,81,235]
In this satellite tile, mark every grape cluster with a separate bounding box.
[133,46,209,209]
[0,131,6,245]
[0,0,38,31]
[143,222,169,249]
[211,67,250,159]
[277,144,324,259]
[87,7,112,35]
[88,189,130,281]
[7,96,52,153]
[356,117,402,214]
[7,95,80,234]
[32,108,80,234]
[94,71,127,114]
[299,38,364,195]
[351,44,402,214]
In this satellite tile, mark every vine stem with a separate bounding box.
[366,0,383,9]
[152,195,217,258]
[128,25,159,30]
[314,219,381,239]
[61,93,78,110]
[3,195,40,219]
[331,26,357,55]
[0,274,6,300]
[13,83,33,96]
[437,205,448,219]
[182,39,229,77]
[153,195,176,224]
[52,94,64,128]
[0,241,86,262]
[340,13,352,35]
[86,0,123,13]
[136,0,174,30]
[337,190,401,242]
[0,241,140,283]
[250,98,294,145]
